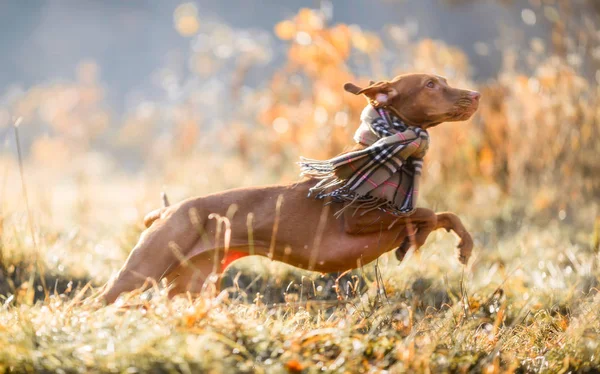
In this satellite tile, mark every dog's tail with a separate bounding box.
[143,191,171,228]
[143,208,163,228]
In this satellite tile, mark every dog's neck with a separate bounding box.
[373,106,412,130]
[382,105,439,129]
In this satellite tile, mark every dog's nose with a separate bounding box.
[469,91,481,102]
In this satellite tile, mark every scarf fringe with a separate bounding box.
[313,189,416,219]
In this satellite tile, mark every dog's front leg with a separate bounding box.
[435,212,473,265]
[393,208,437,261]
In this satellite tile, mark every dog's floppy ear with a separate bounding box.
[343,82,364,95]
[343,80,398,107]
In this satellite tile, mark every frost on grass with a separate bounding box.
[1,227,599,373]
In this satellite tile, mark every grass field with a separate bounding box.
[1,198,599,373]
[2,4,600,373]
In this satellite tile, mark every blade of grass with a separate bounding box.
[14,118,48,299]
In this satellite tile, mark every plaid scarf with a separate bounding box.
[299,105,429,217]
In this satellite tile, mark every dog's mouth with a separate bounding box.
[456,109,476,121]
[452,99,479,120]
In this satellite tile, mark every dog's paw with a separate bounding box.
[456,232,473,265]
[394,237,412,262]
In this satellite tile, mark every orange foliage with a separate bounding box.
[1,6,598,219]
[265,9,378,162]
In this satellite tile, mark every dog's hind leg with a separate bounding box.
[99,198,210,303]
[165,250,220,298]
[165,249,249,298]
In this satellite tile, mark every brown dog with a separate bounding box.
[99,73,480,303]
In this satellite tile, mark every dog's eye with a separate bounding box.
[426,81,435,88]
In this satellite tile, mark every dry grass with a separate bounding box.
[1,224,599,373]
[1,5,600,373]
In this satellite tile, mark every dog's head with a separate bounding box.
[344,73,480,128]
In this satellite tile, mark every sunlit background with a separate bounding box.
[1,1,600,372]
